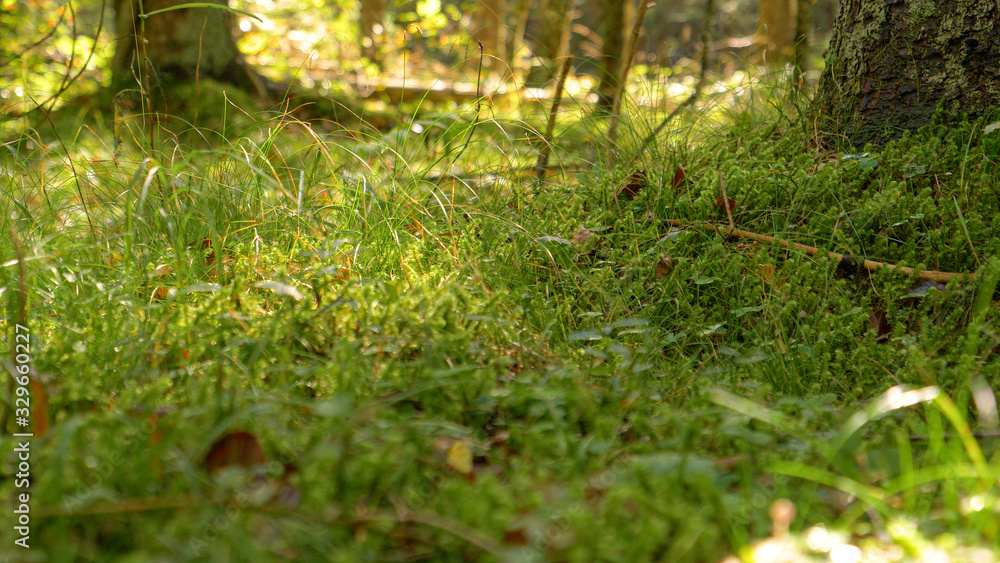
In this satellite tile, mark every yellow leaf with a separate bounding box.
[446,441,473,474]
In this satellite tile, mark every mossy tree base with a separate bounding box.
[111,0,270,98]
[815,0,1000,146]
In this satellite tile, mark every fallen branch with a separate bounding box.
[663,219,974,283]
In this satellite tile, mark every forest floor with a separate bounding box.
[2,76,1000,562]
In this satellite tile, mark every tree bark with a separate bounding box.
[111,0,264,95]
[758,0,796,62]
[472,0,508,64]
[816,0,1000,146]
[596,0,626,109]
[525,0,574,87]
[359,0,387,67]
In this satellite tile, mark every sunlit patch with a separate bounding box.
[666,82,688,98]
[751,538,797,563]
[829,543,861,563]
[961,495,987,514]
[805,525,839,552]
[879,385,941,411]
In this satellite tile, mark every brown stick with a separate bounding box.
[663,219,973,283]
[718,171,734,231]
[535,55,575,181]
[607,0,651,153]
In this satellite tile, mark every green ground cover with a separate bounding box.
[2,79,1000,561]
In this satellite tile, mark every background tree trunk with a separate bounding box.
[472,0,508,64]
[525,0,574,87]
[816,0,1000,146]
[757,0,796,63]
[596,0,626,109]
[359,0,387,67]
[112,0,263,95]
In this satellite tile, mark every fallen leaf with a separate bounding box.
[670,164,687,191]
[203,431,267,473]
[151,264,172,278]
[571,225,595,246]
[150,286,172,301]
[869,309,891,341]
[503,527,529,546]
[200,238,216,266]
[655,257,674,279]
[446,440,473,475]
[618,169,647,200]
[715,196,737,216]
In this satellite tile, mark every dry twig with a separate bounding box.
[663,219,973,283]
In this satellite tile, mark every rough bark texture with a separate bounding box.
[816,0,1000,146]
[758,0,796,61]
[112,0,263,94]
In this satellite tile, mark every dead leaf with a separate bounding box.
[29,378,48,438]
[715,196,737,216]
[200,238,216,266]
[670,164,687,191]
[571,225,595,246]
[151,264,172,278]
[203,431,267,473]
[503,527,529,546]
[655,257,674,279]
[150,286,171,301]
[618,169,647,200]
[869,309,891,341]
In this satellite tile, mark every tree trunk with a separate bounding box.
[758,0,796,62]
[111,0,264,95]
[525,0,574,87]
[816,0,1000,146]
[359,0,387,67]
[596,0,626,109]
[472,0,508,64]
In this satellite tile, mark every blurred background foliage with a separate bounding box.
[0,0,841,117]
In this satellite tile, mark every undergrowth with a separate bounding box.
[2,78,1000,562]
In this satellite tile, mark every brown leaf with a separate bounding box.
[151,264,172,278]
[29,378,48,438]
[618,169,647,200]
[203,431,267,473]
[670,164,687,191]
[869,309,891,341]
[150,286,171,301]
[503,527,530,546]
[655,257,674,279]
[715,196,737,216]
[571,225,595,246]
